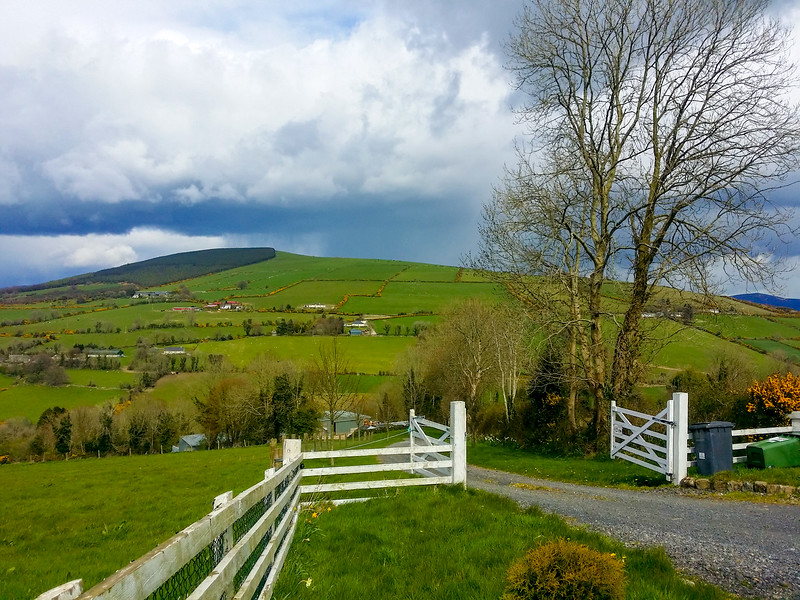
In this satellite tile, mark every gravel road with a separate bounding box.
[468,465,800,600]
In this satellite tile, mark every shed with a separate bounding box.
[321,410,367,435]
[175,434,207,452]
[162,346,186,355]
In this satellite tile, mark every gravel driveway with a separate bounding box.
[468,465,800,599]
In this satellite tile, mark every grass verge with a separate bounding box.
[467,442,668,488]
[273,486,733,599]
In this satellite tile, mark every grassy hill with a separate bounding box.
[1,249,799,424]
[0,247,277,298]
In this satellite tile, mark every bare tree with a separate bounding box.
[480,0,800,446]
[308,337,358,450]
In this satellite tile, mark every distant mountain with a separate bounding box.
[731,293,800,311]
[2,247,276,293]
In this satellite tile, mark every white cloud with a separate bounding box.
[0,229,229,283]
[0,2,515,210]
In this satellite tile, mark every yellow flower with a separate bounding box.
[312,512,318,518]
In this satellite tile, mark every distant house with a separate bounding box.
[133,291,171,299]
[86,349,124,358]
[6,354,30,364]
[349,329,363,336]
[173,434,207,452]
[162,346,186,355]
[321,411,368,435]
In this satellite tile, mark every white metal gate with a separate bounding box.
[408,409,453,478]
[610,392,688,484]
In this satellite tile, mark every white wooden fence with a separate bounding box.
[36,402,466,600]
[612,393,800,483]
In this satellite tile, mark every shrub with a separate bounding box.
[746,371,800,427]
[503,539,626,600]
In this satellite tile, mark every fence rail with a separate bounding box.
[37,402,466,600]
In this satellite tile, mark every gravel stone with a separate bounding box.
[468,465,800,599]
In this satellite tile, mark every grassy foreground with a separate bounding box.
[273,486,732,599]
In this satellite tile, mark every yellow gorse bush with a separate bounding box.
[747,372,800,425]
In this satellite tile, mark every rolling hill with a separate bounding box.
[1,249,800,424]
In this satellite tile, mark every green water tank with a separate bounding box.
[746,436,800,469]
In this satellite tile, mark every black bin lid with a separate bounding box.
[689,421,735,431]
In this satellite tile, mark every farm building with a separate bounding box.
[321,411,368,435]
[85,349,124,358]
[162,346,186,355]
[172,434,207,452]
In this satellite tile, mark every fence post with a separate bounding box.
[671,392,689,485]
[610,400,617,459]
[283,438,301,464]
[450,401,466,488]
[408,409,416,474]
[791,411,800,436]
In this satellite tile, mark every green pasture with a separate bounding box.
[183,253,410,294]
[340,373,395,393]
[370,314,441,333]
[0,447,276,599]
[192,336,415,373]
[0,303,196,335]
[650,323,779,374]
[138,372,208,406]
[456,268,492,283]
[694,314,796,339]
[50,332,193,351]
[771,316,800,332]
[0,384,128,422]
[243,280,383,310]
[64,369,137,388]
[343,281,503,315]
[743,338,800,362]
[392,264,459,282]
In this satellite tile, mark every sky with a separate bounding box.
[3,1,800,296]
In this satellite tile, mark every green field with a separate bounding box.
[193,336,414,373]
[694,314,800,339]
[3,250,800,429]
[1,442,732,600]
[343,281,502,314]
[0,384,128,423]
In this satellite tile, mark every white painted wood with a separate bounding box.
[188,480,301,600]
[409,408,416,474]
[300,476,451,494]
[671,393,689,484]
[450,401,466,487]
[35,579,83,600]
[212,491,233,511]
[233,495,299,600]
[732,426,792,437]
[255,509,300,600]
[303,460,452,477]
[611,397,678,482]
[79,454,303,600]
[302,446,449,460]
[66,411,465,600]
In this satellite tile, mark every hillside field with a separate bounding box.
[0,249,796,426]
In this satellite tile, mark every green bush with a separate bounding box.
[503,538,626,600]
